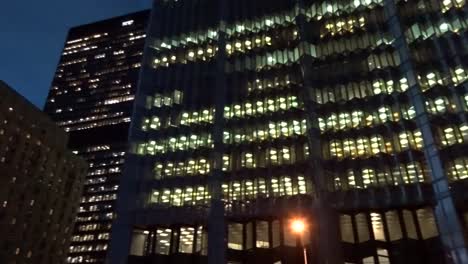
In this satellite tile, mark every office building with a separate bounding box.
[0,81,87,264]
[109,1,468,263]
[43,10,150,263]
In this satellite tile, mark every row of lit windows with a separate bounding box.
[446,157,468,181]
[69,244,108,253]
[130,227,206,256]
[228,219,310,251]
[340,208,438,244]
[223,119,307,144]
[246,73,297,94]
[89,158,125,168]
[315,31,394,59]
[419,67,467,91]
[322,15,366,37]
[103,95,134,105]
[333,161,428,190]
[138,133,213,155]
[78,204,112,213]
[318,105,414,132]
[149,174,312,207]
[436,124,468,147]
[406,17,467,43]
[76,223,111,232]
[152,10,296,51]
[153,90,183,107]
[67,255,99,263]
[154,157,211,178]
[426,96,458,115]
[153,43,216,68]
[155,38,398,75]
[76,212,113,223]
[150,186,210,206]
[318,97,459,133]
[325,130,423,159]
[71,233,110,242]
[88,166,121,176]
[60,58,87,67]
[152,143,308,179]
[305,0,383,21]
[224,95,302,119]
[153,13,386,71]
[87,185,119,193]
[81,194,117,204]
[439,0,466,12]
[226,28,296,56]
[62,45,98,56]
[65,33,106,48]
[142,108,214,131]
[151,0,383,53]
[85,176,108,185]
[235,144,308,169]
[57,112,126,126]
[222,175,312,201]
[315,77,409,104]
[154,44,302,70]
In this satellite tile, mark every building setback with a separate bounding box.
[0,81,87,264]
[109,1,468,264]
[43,10,150,264]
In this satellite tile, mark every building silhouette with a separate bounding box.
[0,81,87,264]
[43,10,150,263]
[108,0,468,263]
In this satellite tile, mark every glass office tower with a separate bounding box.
[109,1,468,263]
[44,11,149,263]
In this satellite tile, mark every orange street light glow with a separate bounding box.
[291,219,306,234]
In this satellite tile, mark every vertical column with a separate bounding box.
[295,2,343,264]
[384,1,468,263]
[106,4,160,260]
[207,1,228,263]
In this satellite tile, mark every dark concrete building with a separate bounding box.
[0,81,87,264]
[43,10,150,263]
[109,0,468,264]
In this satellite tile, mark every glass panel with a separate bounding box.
[377,248,390,264]
[179,227,194,253]
[228,223,243,250]
[283,220,296,246]
[403,210,418,239]
[156,228,171,255]
[385,211,402,241]
[371,212,386,241]
[356,213,370,242]
[417,208,439,239]
[130,230,148,256]
[246,222,253,250]
[340,215,354,243]
[272,220,281,248]
[256,221,270,248]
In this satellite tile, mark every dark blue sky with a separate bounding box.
[0,0,152,108]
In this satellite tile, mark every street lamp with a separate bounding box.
[290,218,308,264]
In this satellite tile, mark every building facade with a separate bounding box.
[109,1,468,264]
[0,81,87,264]
[43,10,150,263]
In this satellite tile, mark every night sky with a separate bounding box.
[0,0,152,108]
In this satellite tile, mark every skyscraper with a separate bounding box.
[43,10,150,263]
[109,0,468,263]
[0,81,87,264]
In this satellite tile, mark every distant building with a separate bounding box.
[0,81,87,264]
[108,1,468,264]
[43,10,150,263]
